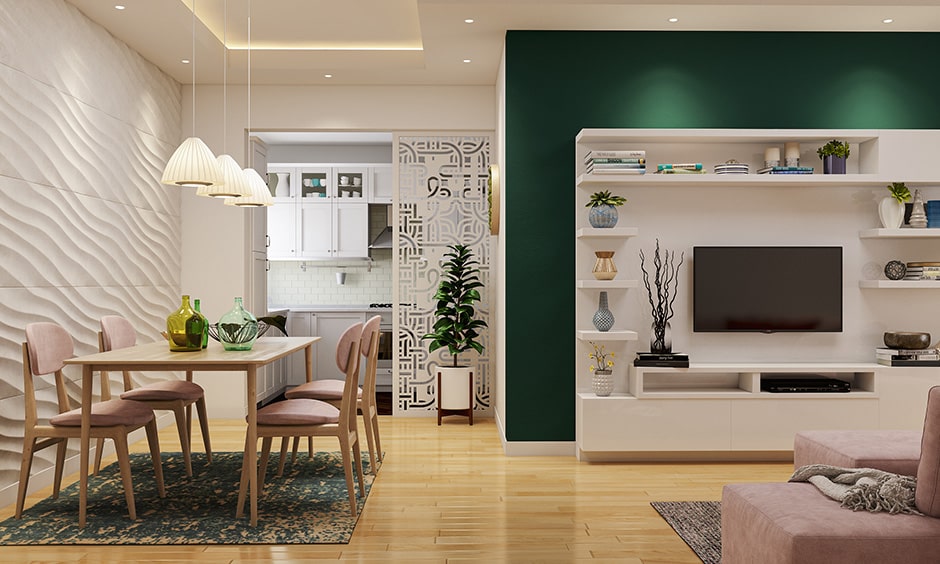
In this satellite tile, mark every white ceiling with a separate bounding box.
[65,0,940,87]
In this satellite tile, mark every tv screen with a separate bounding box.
[693,246,843,333]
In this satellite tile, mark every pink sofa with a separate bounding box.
[793,429,921,476]
[721,386,940,564]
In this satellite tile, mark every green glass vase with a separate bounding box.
[216,297,258,351]
[193,298,209,349]
[167,295,207,352]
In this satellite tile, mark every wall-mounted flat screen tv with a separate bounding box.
[693,246,843,333]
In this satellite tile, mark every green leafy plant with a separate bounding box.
[887,182,912,203]
[816,139,851,160]
[422,244,488,367]
[588,341,615,372]
[586,190,626,208]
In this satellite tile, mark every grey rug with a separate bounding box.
[650,501,721,564]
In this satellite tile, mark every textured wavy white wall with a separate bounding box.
[0,0,181,504]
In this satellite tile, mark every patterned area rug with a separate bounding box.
[0,451,375,544]
[651,501,722,564]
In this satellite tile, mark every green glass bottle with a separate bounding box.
[217,297,258,351]
[166,295,207,352]
[193,298,209,349]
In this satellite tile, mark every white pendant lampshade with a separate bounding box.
[225,167,273,207]
[161,136,223,187]
[198,154,250,197]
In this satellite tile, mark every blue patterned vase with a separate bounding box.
[589,204,619,228]
[592,291,615,332]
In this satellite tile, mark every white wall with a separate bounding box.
[0,0,181,506]
[183,84,497,416]
[495,49,508,442]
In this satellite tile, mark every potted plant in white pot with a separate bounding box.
[422,244,488,425]
[879,182,911,229]
[586,190,626,228]
[816,139,850,174]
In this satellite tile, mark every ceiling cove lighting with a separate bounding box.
[162,0,223,188]
[199,0,250,198]
[226,0,272,207]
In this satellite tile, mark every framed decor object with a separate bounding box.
[488,164,500,235]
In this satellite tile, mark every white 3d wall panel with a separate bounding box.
[0,0,181,505]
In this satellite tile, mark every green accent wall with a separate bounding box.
[504,31,940,442]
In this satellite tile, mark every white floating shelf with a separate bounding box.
[859,228,940,238]
[577,280,639,289]
[577,173,887,188]
[576,227,639,239]
[576,330,638,341]
[859,280,940,289]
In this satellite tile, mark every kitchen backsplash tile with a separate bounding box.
[267,255,393,306]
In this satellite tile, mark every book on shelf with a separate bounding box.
[877,358,940,367]
[654,168,706,174]
[636,352,689,361]
[875,347,939,356]
[657,163,703,171]
[585,150,646,160]
[588,168,646,175]
[633,359,690,368]
[757,166,815,174]
[587,157,646,164]
[587,163,646,170]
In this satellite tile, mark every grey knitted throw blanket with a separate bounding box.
[789,464,921,515]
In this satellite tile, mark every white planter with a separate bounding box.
[438,366,472,410]
[878,196,904,229]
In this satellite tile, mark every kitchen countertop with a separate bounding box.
[269,304,393,313]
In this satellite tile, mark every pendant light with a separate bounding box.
[226,0,273,207]
[162,0,223,188]
[198,0,250,198]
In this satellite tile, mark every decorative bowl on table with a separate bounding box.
[883,331,932,350]
[206,314,288,351]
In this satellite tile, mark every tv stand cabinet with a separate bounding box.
[576,362,882,461]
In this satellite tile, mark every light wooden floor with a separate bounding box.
[1,416,793,563]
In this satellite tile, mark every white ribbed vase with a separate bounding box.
[592,369,613,397]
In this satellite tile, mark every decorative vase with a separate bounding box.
[275,172,290,197]
[878,197,904,229]
[166,295,207,352]
[193,298,208,349]
[909,190,928,228]
[216,297,259,351]
[592,251,617,280]
[592,291,615,332]
[650,321,672,354]
[592,369,613,397]
[589,204,619,228]
[822,155,846,174]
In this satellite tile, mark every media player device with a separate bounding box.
[760,377,851,393]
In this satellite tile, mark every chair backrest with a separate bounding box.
[100,315,137,352]
[335,322,363,431]
[916,385,940,516]
[23,322,75,421]
[360,315,382,396]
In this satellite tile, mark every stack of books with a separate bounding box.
[634,352,690,368]
[905,262,940,281]
[585,150,646,175]
[655,163,705,175]
[876,347,940,367]
[756,166,815,175]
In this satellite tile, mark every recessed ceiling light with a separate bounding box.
[181,59,190,64]
[668,17,679,23]
[465,19,474,24]
[324,74,333,78]
[883,18,894,24]
[114,4,125,9]
[463,59,472,64]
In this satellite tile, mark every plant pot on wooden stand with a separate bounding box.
[438,366,474,425]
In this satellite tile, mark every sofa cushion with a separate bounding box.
[916,386,940,517]
[794,430,921,476]
[722,482,940,564]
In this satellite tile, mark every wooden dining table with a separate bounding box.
[63,335,319,527]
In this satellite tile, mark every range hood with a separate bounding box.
[369,205,393,249]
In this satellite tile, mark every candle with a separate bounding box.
[764,147,780,167]
[784,142,800,159]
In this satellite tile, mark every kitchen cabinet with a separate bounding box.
[296,201,368,258]
[369,165,393,203]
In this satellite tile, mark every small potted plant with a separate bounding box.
[879,182,912,229]
[586,190,626,228]
[816,139,850,174]
[588,341,615,396]
[422,244,488,424]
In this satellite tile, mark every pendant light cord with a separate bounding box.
[221,0,227,152]
[247,0,252,139]
[191,0,196,137]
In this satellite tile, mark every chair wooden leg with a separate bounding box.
[145,419,166,498]
[352,435,365,495]
[290,436,300,463]
[172,406,193,477]
[195,397,212,463]
[337,436,357,518]
[112,433,137,520]
[53,439,67,498]
[361,411,377,475]
[258,437,273,492]
[371,410,383,463]
[276,437,289,477]
[15,437,37,518]
[93,437,106,475]
[236,434,252,519]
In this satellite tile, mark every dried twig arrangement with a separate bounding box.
[639,239,684,351]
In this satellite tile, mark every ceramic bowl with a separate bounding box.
[883,331,932,350]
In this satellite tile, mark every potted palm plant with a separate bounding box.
[422,244,488,424]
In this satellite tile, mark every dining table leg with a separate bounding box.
[79,364,93,528]
[246,365,258,526]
